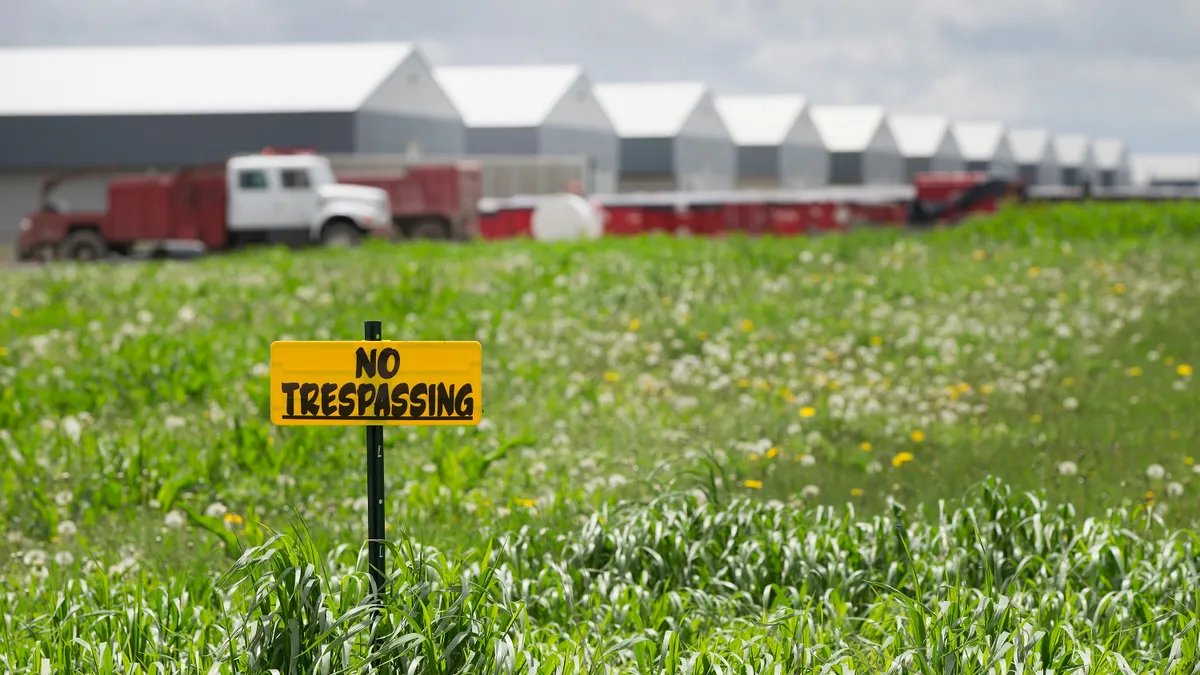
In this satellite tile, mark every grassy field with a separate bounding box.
[2,202,1200,672]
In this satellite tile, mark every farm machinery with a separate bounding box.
[477,173,1200,240]
[15,148,483,262]
[477,172,1026,240]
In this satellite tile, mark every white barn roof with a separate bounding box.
[0,43,420,116]
[1054,134,1092,166]
[433,65,582,127]
[1131,155,1200,184]
[951,121,1008,161]
[1092,139,1128,170]
[593,82,709,138]
[887,114,952,157]
[714,95,807,146]
[1008,129,1053,163]
[809,105,888,153]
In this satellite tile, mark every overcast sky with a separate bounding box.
[5,0,1198,154]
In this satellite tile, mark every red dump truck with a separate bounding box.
[16,149,483,262]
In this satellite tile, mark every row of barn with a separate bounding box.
[2,42,1198,242]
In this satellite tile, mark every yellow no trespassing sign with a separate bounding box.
[269,341,481,426]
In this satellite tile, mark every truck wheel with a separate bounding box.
[59,229,108,261]
[321,220,362,248]
[409,219,449,240]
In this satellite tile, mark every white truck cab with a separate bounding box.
[225,152,392,247]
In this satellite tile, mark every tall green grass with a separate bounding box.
[2,479,1199,673]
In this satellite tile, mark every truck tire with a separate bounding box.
[409,219,449,240]
[59,229,108,261]
[321,219,362,248]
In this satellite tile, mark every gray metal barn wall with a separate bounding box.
[354,113,466,155]
[905,157,932,182]
[674,136,736,190]
[539,125,619,193]
[736,146,780,181]
[864,150,905,184]
[617,137,673,183]
[931,153,963,173]
[829,152,864,185]
[463,127,539,155]
[780,143,828,188]
[0,113,355,168]
[354,51,466,156]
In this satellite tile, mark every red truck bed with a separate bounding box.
[337,163,482,240]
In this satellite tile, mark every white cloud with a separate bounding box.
[2,0,1198,152]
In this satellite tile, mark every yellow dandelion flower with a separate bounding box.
[1112,283,1125,294]
[1170,431,1180,439]
[851,488,864,497]
[0,346,7,358]
[223,513,244,526]
[980,384,994,395]
[869,336,883,346]
[1126,366,1142,377]
[957,382,971,393]
[1184,456,1194,466]
[737,378,751,388]
[1144,490,1155,501]
[892,452,915,468]
[765,447,780,459]
[1030,414,1042,424]
[972,249,986,261]
[744,479,763,489]
[628,319,641,331]
[799,406,816,418]
[740,319,754,332]
[749,453,760,462]
[604,371,620,382]
[1027,266,1040,278]
[1062,377,1074,387]
[10,307,20,318]
[910,430,925,443]
[860,442,872,452]
[515,498,537,508]
[697,331,707,341]
[1178,364,1193,377]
